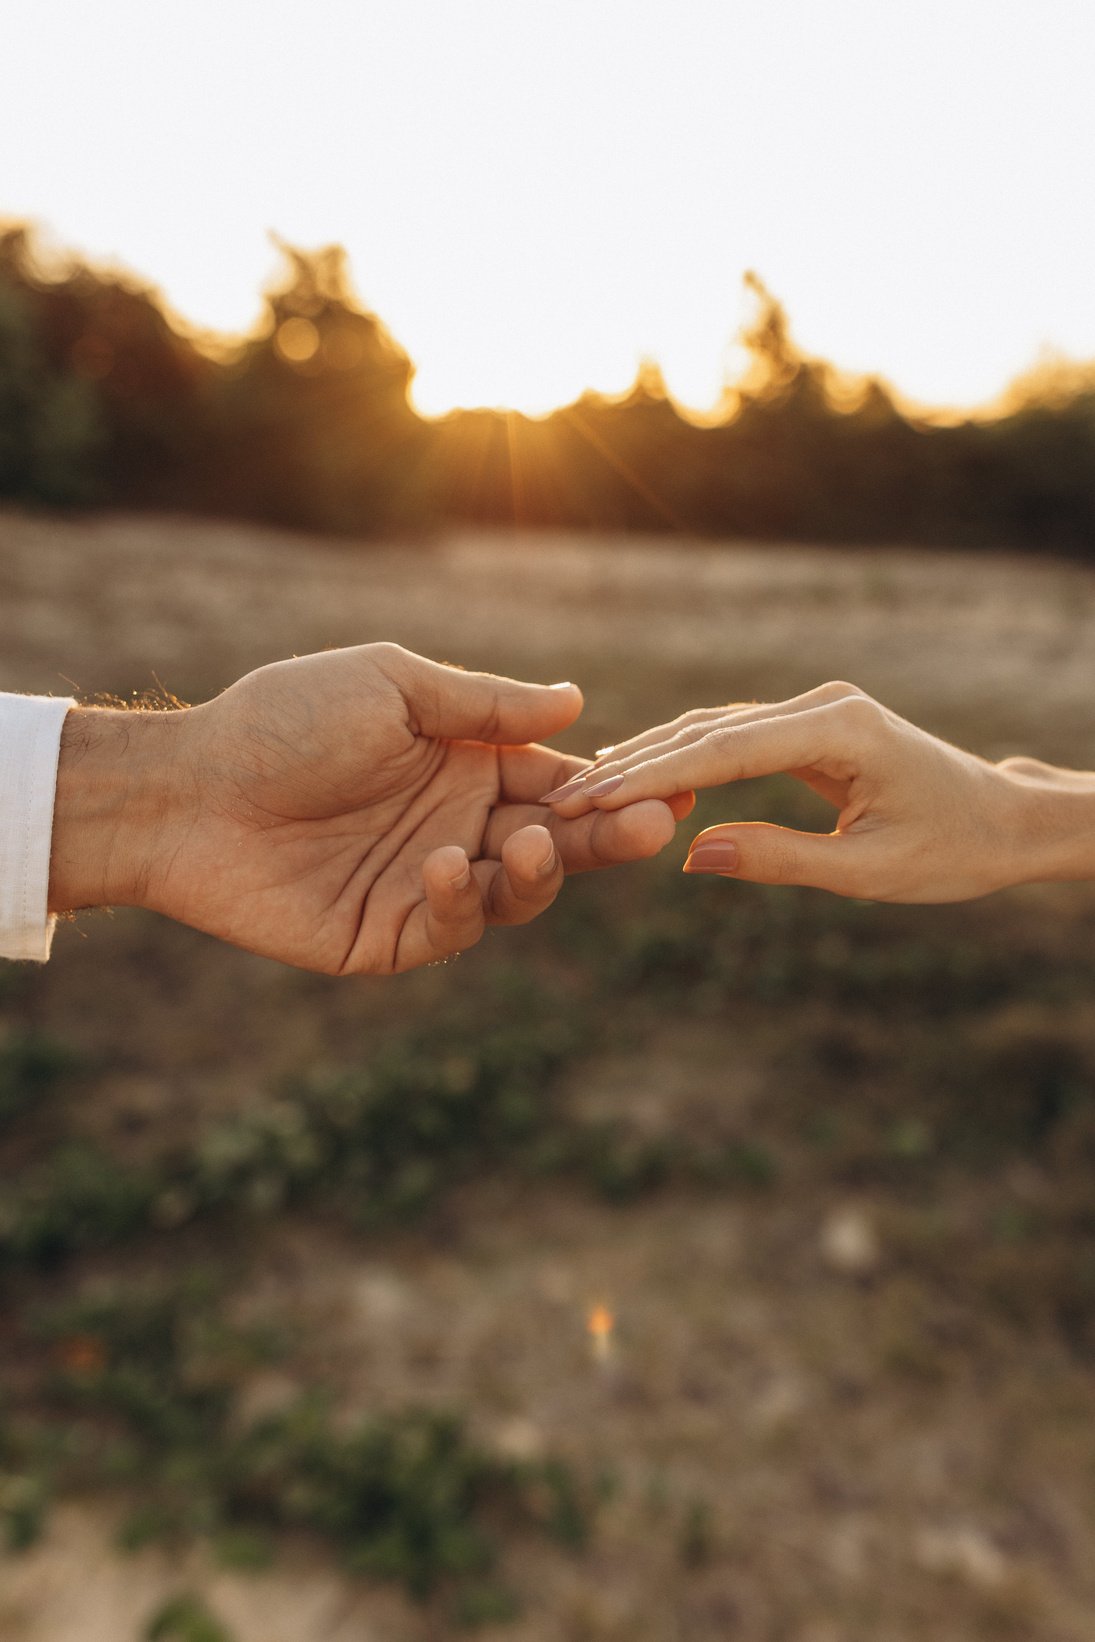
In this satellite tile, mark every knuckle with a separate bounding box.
[702,724,741,765]
[819,679,864,701]
[366,640,407,666]
[836,693,885,736]
[695,723,747,779]
[706,723,739,751]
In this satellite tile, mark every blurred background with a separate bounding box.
[3,3,1095,1639]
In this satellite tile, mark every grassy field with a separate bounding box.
[3,510,1095,1641]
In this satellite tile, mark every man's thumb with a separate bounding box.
[401,653,583,744]
[683,822,868,897]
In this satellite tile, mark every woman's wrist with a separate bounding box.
[994,760,1095,888]
[48,707,190,913]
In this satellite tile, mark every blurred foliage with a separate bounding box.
[0,226,208,509]
[209,240,429,533]
[0,225,425,532]
[4,223,1095,548]
[0,246,103,504]
[144,1594,234,1642]
[0,981,775,1274]
[1,1274,587,1619]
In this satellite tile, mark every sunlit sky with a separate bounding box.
[5,0,1095,417]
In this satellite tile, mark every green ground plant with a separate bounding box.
[144,1593,234,1642]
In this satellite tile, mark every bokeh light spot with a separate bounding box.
[275,317,320,365]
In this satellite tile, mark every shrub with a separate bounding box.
[144,1594,234,1642]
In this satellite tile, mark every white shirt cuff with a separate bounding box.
[0,693,75,962]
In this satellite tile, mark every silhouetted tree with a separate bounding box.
[211,241,430,533]
[2,224,1095,555]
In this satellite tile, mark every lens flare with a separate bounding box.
[587,1302,615,1362]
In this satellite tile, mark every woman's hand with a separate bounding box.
[542,680,1095,904]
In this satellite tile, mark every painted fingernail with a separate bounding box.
[583,774,625,800]
[683,842,740,875]
[539,776,585,804]
[594,744,616,760]
[549,681,576,690]
[450,864,472,890]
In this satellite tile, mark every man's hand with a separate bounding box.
[48,644,683,973]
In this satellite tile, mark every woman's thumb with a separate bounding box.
[683,822,868,897]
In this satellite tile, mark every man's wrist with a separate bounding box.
[48,708,189,913]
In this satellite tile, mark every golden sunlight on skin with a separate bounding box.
[5,0,1095,418]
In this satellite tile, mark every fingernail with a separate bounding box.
[683,842,740,875]
[450,864,472,890]
[539,776,585,804]
[536,846,557,877]
[594,745,616,760]
[549,681,576,690]
[583,774,624,800]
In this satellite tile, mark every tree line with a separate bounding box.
[3,225,1094,552]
